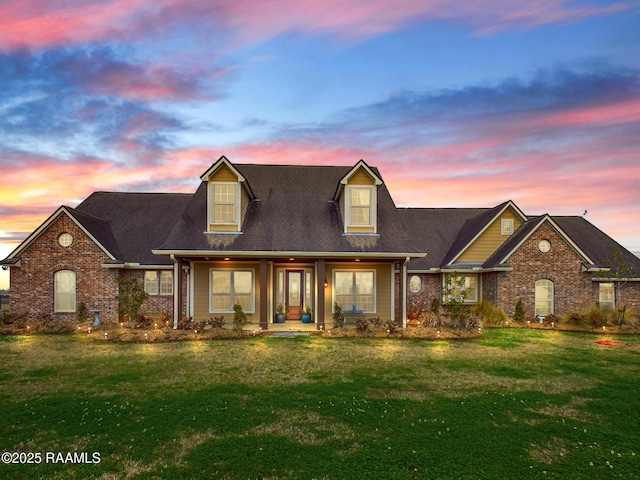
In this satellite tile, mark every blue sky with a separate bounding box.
[1,0,640,289]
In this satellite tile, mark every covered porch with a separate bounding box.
[170,253,415,330]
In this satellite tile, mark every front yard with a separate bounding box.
[1,329,639,479]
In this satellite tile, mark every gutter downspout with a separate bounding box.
[402,257,409,328]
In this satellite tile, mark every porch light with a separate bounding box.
[224,257,230,261]
[324,278,328,288]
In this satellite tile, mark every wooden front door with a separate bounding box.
[286,270,303,321]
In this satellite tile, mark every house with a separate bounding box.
[3,156,640,328]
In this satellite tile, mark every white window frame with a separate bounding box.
[144,271,158,295]
[54,270,76,313]
[210,268,255,313]
[501,218,514,235]
[160,271,173,295]
[444,273,479,304]
[535,279,554,316]
[345,185,377,232]
[599,282,615,312]
[409,274,422,293]
[333,269,376,313]
[208,182,241,228]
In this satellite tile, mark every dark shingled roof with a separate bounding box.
[75,192,192,265]
[553,216,640,274]
[158,164,421,255]
[398,207,487,269]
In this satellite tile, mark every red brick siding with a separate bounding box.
[495,222,607,317]
[9,213,119,322]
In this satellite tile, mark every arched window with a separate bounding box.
[535,279,553,317]
[55,270,76,312]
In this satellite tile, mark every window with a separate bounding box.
[161,271,173,295]
[58,232,73,247]
[409,275,422,293]
[54,270,76,312]
[501,219,514,235]
[349,187,372,225]
[334,271,375,312]
[212,183,237,223]
[535,279,554,316]
[144,271,158,295]
[445,273,478,303]
[211,270,254,312]
[599,283,615,311]
[145,271,173,295]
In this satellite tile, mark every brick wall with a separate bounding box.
[9,213,119,322]
[496,222,606,317]
[8,212,180,324]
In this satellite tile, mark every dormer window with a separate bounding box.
[337,160,382,235]
[348,186,374,227]
[200,156,253,233]
[212,183,237,224]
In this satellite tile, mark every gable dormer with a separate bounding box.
[335,160,383,234]
[200,156,253,233]
[454,201,527,263]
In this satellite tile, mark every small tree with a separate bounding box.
[513,298,525,323]
[332,302,344,328]
[599,249,635,326]
[232,303,247,331]
[116,276,149,324]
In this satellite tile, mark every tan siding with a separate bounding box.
[240,188,249,226]
[348,169,376,185]
[458,208,523,263]
[209,164,238,182]
[346,226,375,234]
[208,223,237,232]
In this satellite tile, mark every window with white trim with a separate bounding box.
[144,271,158,295]
[213,183,237,223]
[211,269,254,313]
[501,218,514,235]
[145,271,173,295]
[535,279,554,316]
[345,186,376,231]
[54,270,76,312]
[409,275,422,293]
[445,273,478,303]
[334,270,375,312]
[599,283,614,311]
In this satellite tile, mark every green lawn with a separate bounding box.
[1,329,639,479]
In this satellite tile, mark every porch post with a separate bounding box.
[260,258,268,330]
[173,255,183,329]
[317,258,326,330]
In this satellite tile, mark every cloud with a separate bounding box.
[0,0,635,51]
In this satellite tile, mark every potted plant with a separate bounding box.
[301,306,312,324]
[275,303,286,323]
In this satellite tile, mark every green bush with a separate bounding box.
[513,298,525,323]
[232,304,247,331]
[332,303,344,329]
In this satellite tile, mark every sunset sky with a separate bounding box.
[1,0,640,289]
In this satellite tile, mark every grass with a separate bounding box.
[0,330,639,479]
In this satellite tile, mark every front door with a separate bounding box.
[286,270,303,321]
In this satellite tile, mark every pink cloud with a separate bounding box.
[0,0,634,50]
